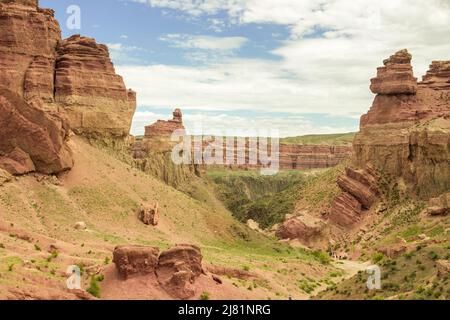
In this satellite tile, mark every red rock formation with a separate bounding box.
[55,35,136,139]
[370,49,418,95]
[113,244,204,299]
[144,108,185,137]
[276,215,325,245]
[0,0,60,99]
[113,245,160,279]
[0,147,35,175]
[137,203,159,226]
[420,61,450,91]
[356,50,450,198]
[329,166,379,227]
[0,89,73,174]
[156,244,203,299]
[329,192,362,226]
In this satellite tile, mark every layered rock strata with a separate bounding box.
[55,35,136,139]
[356,50,450,198]
[0,89,73,174]
[329,166,380,226]
[0,1,136,174]
[113,244,204,299]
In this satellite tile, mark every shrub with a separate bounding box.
[87,275,102,298]
[200,292,210,300]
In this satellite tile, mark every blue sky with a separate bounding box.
[41,0,450,137]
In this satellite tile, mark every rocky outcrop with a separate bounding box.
[329,166,379,227]
[145,108,184,137]
[55,35,136,140]
[329,50,450,229]
[0,89,73,174]
[276,214,325,245]
[137,203,159,226]
[0,1,135,135]
[356,50,450,199]
[156,244,204,299]
[420,61,450,91]
[279,145,352,170]
[422,192,450,216]
[370,49,418,95]
[329,192,362,226]
[113,245,160,279]
[113,244,204,299]
[0,0,60,99]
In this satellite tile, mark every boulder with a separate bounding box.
[422,192,450,216]
[156,244,203,299]
[138,203,159,226]
[437,260,450,277]
[276,215,325,245]
[113,245,160,279]
[73,221,86,230]
[0,89,73,175]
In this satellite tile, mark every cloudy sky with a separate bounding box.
[42,0,450,137]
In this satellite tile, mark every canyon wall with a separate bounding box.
[329,50,450,227]
[0,0,136,175]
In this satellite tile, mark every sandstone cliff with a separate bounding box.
[330,49,450,227]
[0,0,136,174]
[55,35,136,140]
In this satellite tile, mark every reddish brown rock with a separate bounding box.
[337,167,379,209]
[55,35,136,139]
[329,166,379,226]
[276,215,325,245]
[422,192,450,216]
[0,89,73,174]
[329,192,362,226]
[370,49,418,95]
[112,245,160,279]
[0,147,35,175]
[376,245,407,258]
[420,61,450,91]
[144,108,185,137]
[356,50,450,199]
[156,244,203,299]
[138,203,159,226]
[0,0,60,98]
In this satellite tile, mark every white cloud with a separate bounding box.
[131,110,355,137]
[124,0,450,135]
[107,43,146,64]
[160,33,247,51]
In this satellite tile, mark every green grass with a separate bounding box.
[281,132,356,146]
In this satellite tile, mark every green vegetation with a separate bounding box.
[281,132,356,146]
[200,291,211,300]
[87,275,104,298]
[207,170,307,228]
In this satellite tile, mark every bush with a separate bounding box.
[200,292,210,300]
[86,275,102,298]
